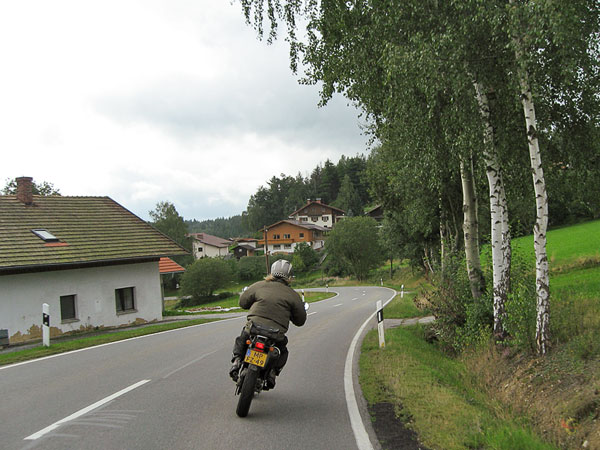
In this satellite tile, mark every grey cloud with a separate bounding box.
[94,72,368,153]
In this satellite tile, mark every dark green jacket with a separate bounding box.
[239,278,307,333]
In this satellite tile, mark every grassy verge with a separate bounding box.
[0,318,217,367]
[383,291,429,319]
[164,289,336,314]
[360,325,556,449]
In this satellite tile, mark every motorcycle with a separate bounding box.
[234,300,310,418]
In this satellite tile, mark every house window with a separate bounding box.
[273,244,281,249]
[284,244,292,249]
[322,216,329,222]
[311,217,318,222]
[283,234,291,239]
[116,287,136,313]
[273,234,280,239]
[301,217,308,222]
[299,233,304,238]
[60,295,77,321]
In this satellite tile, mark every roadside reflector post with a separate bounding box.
[302,289,305,302]
[376,300,385,348]
[42,303,50,347]
[380,278,383,286]
[401,284,405,298]
[326,284,329,293]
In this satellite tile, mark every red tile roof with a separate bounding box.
[159,257,185,274]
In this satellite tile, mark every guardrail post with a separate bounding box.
[42,303,50,347]
[376,300,385,348]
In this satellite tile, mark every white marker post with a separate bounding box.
[376,300,385,349]
[326,284,329,293]
[380,278,383,286]
[42,303,50,347]
[302,289,305,302]
[401,284,405,299]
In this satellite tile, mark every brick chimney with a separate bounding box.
[16,176,33,205]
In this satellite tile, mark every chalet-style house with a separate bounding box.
[258,220,327,254]
[187,232,232,259]
[288,199,345,229]
[230,238,260,259]
[366,204,384,222]
[0,177,188,344]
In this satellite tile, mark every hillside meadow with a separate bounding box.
[359,219,600,449]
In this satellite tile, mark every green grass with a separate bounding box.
[511,218,600,268]
[360,326,557,450]
[383,292,428,319]
[0,318,218,367]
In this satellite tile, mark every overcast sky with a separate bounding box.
[0,1,369,222]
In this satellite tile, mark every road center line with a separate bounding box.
[333,303,343,307]
[162,350,218,379]
[24,379,151,441]
[308,311,317,316]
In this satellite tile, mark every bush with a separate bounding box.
[238,256,266,281]
[292,242,319,272]
[501,248,537,352]
[180,258,233,301]
[426,255,493,353]
[325,216,384,280]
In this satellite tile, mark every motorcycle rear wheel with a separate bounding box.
[236,367,258,417]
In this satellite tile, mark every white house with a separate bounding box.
[0,177,188,345]
[188,232,232,259]
[288,199,345,229]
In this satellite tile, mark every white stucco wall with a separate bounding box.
[0,261,162,344]
[294,214,334,228]
[193,241,229,259]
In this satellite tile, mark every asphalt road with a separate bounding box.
[0,286,395,450]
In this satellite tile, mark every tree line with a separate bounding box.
[186,154,373,238]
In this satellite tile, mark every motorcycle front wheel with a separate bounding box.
[236,366,258,417]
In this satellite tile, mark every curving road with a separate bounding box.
[0,286,395,450]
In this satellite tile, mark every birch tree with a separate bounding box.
[505,0,600,353]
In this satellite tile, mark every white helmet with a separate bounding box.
[271,259,292,280]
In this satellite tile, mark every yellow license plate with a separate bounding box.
[244,349,267,367]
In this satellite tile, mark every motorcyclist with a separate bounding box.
[229,259,307,389]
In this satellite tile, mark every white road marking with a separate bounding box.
[24,379,151,440]
[308,312,317,316]
[162,349,219,379]
[345,287,396,450]
[333,303,343,307]
[352,298,359,301]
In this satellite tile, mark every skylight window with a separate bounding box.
[32,229,59,242]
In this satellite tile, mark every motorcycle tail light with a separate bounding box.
[255,342,266,350]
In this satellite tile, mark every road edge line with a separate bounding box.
[344,287,396,450]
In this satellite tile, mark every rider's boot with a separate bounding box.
[265,368,278,390]
[229,357,241,382]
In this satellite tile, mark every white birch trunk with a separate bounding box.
[459,154,484,299]
[508,1,551,354]
[473,80,511,339]
[518,74,550,355]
